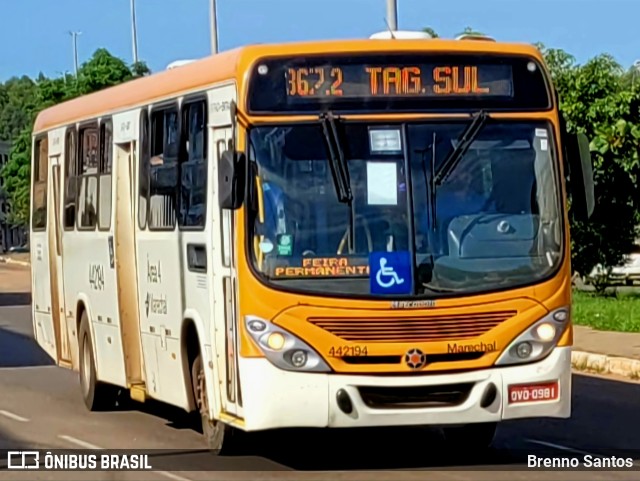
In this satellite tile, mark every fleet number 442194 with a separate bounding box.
[328,346,368,357]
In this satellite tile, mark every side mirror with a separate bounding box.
[218,150,246,210]
[567,132,595,220]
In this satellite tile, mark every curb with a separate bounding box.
[0,256,30,267]
[572,350,640,380]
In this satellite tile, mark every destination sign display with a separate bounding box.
[268,256,370,279]
[283,64,513,99]
[248,53,551,113]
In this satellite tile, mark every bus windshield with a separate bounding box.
[247,120,563,298]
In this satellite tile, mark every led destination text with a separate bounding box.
[286,64,512,99]
[274,257,369,278]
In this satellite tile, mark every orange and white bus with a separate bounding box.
[30,30,594,451]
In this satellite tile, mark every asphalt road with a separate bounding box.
[0,266,640,480]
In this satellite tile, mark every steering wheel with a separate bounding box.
[337,215,373,255]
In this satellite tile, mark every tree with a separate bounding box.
[534,43,576,93]
[0,49,144,226]
[131,61,151,78]
[422,25,485,38]
[537,44,640,291]
[1,128,32,226]
[456,26,485,37]
[422,27,439,38]
[0,76,38,141]
[74,48,138,96]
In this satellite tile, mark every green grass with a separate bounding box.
[573,289,640,332]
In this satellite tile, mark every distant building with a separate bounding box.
[0,141,27,252]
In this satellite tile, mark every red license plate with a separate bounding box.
[508,381,559,404]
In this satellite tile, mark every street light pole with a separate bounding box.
[210,0,218,54]
[386,0,397,31]
[131,0,139,64]
[69,31,82,76]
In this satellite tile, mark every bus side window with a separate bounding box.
[31,136,49,231]
[77,126,99,230]
[64,128,78,230]
[148,107,179,230]
[179,100,207,228]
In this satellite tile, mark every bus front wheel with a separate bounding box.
[441,422,497,450]
[191,354,235,453]
[78,312,118,411]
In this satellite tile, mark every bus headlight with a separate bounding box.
[244,315,331,372]
[535,322,556,342]
[495,307,570,366]
[266,332,286,350]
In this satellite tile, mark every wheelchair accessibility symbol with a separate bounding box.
[369,251,412,295]
[376,258,405,288]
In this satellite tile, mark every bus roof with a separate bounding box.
[33,38,545,134]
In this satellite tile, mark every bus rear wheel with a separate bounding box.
[441,422,497,451]
[191,354,235,453]
[78,312,118,411]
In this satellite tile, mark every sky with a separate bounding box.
[1,0,638,81]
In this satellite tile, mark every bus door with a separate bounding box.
[113,126,144,387]
[49,152,72,365]
[31,134,57,361]
[176,96,222,409]
[135,104,186,407]
[209,85,242,418]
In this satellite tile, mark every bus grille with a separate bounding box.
[308,311,516,343]
[358,383,474,409]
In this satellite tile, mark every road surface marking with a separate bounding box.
[156,472,193,481]
[0,410,29,422]
[58,434,102,450]
[526,439,594,455]
[0,365,58,371]
[58,435,193,481]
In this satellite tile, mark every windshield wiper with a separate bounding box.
[320,112,352,203]
[319,112,355,252]
[434,110,489,186]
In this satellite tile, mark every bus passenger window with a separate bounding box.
[64,129,78,230]
[77,126,99,229]
[31,136,48,231]
[179,101,207,228]
[148,108,178,229]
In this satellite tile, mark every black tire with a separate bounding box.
[191,353,238,454]
[442,422,497,451]
[78,312,118,411]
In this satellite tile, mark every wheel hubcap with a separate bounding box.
[195,365,208,416]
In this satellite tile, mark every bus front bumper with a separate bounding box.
[235,346,571,431]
